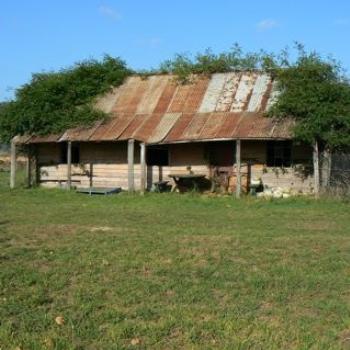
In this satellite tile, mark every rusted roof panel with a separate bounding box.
[153,78,178,114]
[118,114,148,140]
[216,73,241,112]
[95,86,123,113]
[24,72,294,144]
[133,113,163,142]
[247,74,271,112]
[60,120,104,142]
[181,113,210,140]
[148,113,181,144]
[230,73,257,112]
[89,118,119,141]
[28,134,62,143]
[198,73,226,112]
[164,113,194,142]
[183,77,210,113]
[217,113,245,139]
[136,76,169,114]
[112,77,148,114]
[167,82,192,113]
[200,113,227,139]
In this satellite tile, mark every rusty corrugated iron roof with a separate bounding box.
[24,72,292,144]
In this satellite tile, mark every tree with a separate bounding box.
[0,56,132,142]
[269,47,350,150]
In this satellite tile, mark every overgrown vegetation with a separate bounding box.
[0,56,132,142]
[269,46,350,151]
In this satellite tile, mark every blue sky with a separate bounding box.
[1,0,350,101]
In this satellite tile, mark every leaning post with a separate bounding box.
[128,139,135,192]
[235,139,241,199]
[10,137,17,189]
[67,141,72,190]
[140,142,146,195]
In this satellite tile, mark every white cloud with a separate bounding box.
[256,19,279,31]
[98,5,121,21]
[334,18,350,26]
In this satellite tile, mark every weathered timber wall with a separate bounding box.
[36,141,314,192]
[242,141,314,192]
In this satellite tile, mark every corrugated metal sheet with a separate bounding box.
[148,113,181,143]
[181,113,210,140]
[23,72,293,145]
[200,113,227,139]
[198,73,226,113]
[136,76,169,114]
[167,82,192,113]
[164,113,195,142]
[247,74,271,112]
[216,73,241,112]
[133,113,163,141]
[230,73,257,112]
[153,79,178,113]
[183,76,210,113]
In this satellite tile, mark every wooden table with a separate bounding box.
[168,174,206,192]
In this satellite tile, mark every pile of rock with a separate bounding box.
[256,186,293,199]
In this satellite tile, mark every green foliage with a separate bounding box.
[268,46,350,149]
[159,44,268,82]
[0,56,132,142]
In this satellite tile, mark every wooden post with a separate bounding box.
[128,139,135,192]
[10,138,16,189]
[235,139,241,199]
[33,146,40,187]
[140,142,146,195]
[89,163,93,188]
[313,140,320,198]
[67,141,72,190]
[26,147,32,188]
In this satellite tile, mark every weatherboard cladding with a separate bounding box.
[25,72,292,144]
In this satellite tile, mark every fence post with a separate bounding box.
[10,137,17,189]
[313,140,320,198]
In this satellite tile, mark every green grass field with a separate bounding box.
[1,171,350,349]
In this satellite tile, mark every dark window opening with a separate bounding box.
[267,141,292,167]
[60,143,80,164]
[205,142,234,166]
[147,147,169,166]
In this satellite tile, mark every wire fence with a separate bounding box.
[319,152,350,196]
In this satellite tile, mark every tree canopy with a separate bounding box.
[0,56,132,142]
[268,47,350,150]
